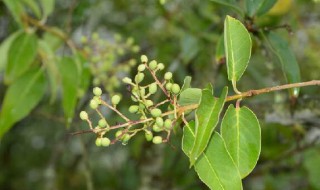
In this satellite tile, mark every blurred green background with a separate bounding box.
[0,0,320,189]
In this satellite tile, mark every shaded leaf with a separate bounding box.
[246,0,277,17]
[181,76,192,92]
[5,32,38,84]
[224,16,252,93]
[210,0,243,16]
[189,87,228,165]
[180,33,199,64]
[39,0,55,18]
[3,0,24,26]
[0,69,46,138]
[178,88,202,106]
[22,0,41,18]
[215,35,225,64]
[221,105,261,178]
[303,148,320,189]
[265,32,301,98]
[183,122,243,190]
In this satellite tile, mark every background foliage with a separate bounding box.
[0,0,320,189]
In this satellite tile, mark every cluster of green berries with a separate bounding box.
[80,32,140,95]
[80,55,182,147]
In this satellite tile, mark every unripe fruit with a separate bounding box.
[157,63,165,70]
[79,111,88,120]
[122,77,132,84]
[90,99,99,109]
[93,87,102,96]
[171,83,180,94]
[98,119,107,128]
[135,73,145,84]
[145,100,154,107]
[152,124,163,132]
[165,82,172,91]
[152,136,163,144]
[95,138,102,146]
[156,117,164,127]
[129,105,139,113]
[139,88,146,96]
[141,55,148,63]
[164,119,172,130]
[122,134,131,142]
[138,64,146,72]
[101,137,111,147]
[151,108,162,117]
[115,130,123,138]
[111,95,121,105]
[145,130,153,141]
[164,72,173,80]
[149,83,157,94]
[149,60,157,70]
[93,96,101,104]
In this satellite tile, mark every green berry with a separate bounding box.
[171,83,181,94]
[101,138,111,147]
[98,119,107,128]
[157,63,165,70]
[150,108,162,117]
[139,88,146,96]
[149,83,157,94]
[122,77,132,84]
[145,100,154,107]
[164,119,172,130]
[79,111,88,120]
[145,130,153,141]
[95,138,102,146]
[93,87,102,96]
[138,64,146,72]
[141,55,148,63]
[156,117,164,127]
[111,95,121,105]
[135,72,145,84]
[164,72,173,80]
[93,96,101,104]
[129,105,139,113]
[115,130,123,138]
[90,99,99,109]
[122,134,131,142]
[132,45,140,53]
[165,82,172,91]
[152,136,163,144]
[152,124,163,132]
[149,60,157,70]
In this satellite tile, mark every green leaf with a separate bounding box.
[5,32,38,84]
[181,76,192,92]
[3,0,24,26]
[178,88,202,106]
[38,40,60,103]
[0,69,46,139]
[265,32,301,98]
[183,122,243,190]
[58,57,79,125]
[245,0,277,17]
[224,16,252,93]
[210,0,244,16]
[221,105,261,178]
[0,30,23,72]
[180,33,199,64]
[22,0,41,18]
[215,35,225,64]
[303,148,320,189]
[189,87,228,165]
[39,0,55,18]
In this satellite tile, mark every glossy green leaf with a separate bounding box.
[183,122,243,190]
[0,30,23,72]
[303,148,320,189]
[38,40,60,103]
[178,88,201,106]
[3,0,24,26]
[0,69,46,139]
[221,105,261,178]
[265,32,301,98]
[5,32,38,84]
[224,16,252,93]
[189,87,228,165]
[245,0,277,17]
[39,0,55,18]
[210,0,243,16]
[58,57,79,125]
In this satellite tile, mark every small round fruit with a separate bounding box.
[149,83,157,94]
[79,111,88,120]
[122,134,131,142]
[115,130,123,138]
[152,136,163,144]
[164,72,173,80]
[122,77,132,84]
[165,82,172,91]
[90,99,99,109]
[139,88,146,96]
[157,63,165,70]
[93,87,102,96]
[155,117,164,127]
[141,55,148,63]
[129,105,139,113]
[152,124,163,132]
[138,64,146,72]
[98,119,107,128]
[145,131,153,141]
[111,95,121,105]
[171,83,180,94]
[95,138,102,146]
[149,60,157,70]
[145,100,154,107]
[101,137,111,147]
[135,73,145,84]
[151,108,162,117]
[164,119,172,130]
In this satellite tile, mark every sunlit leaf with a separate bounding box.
[189,87,228,165]
[0,69,46,139]
[221,105,261,178]
[178,88,202,106]
[39,0,55,18]
[181,76,192,92]
[224,16,252,93]
[183,121,243,190]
